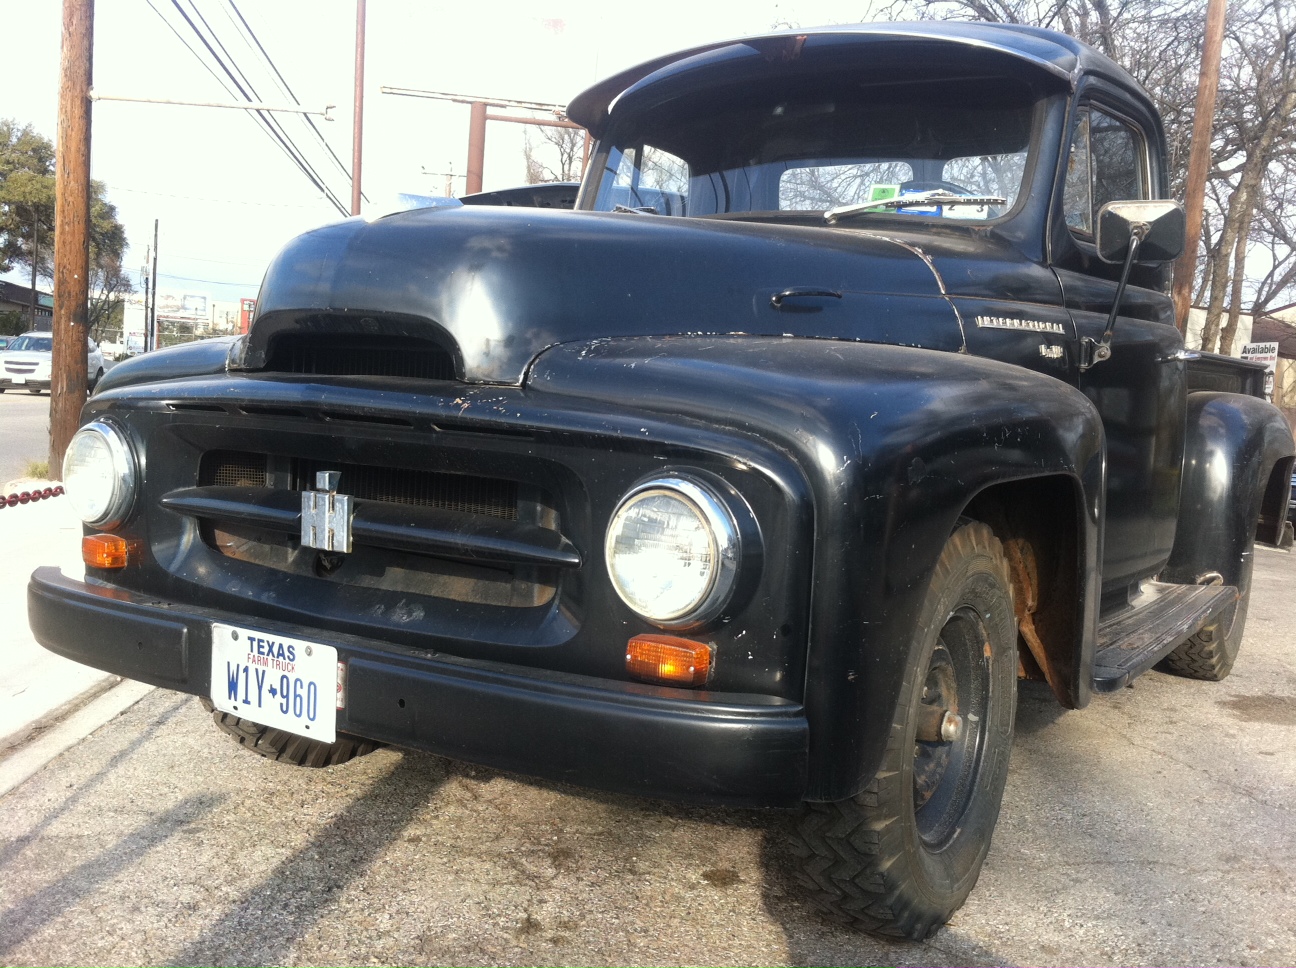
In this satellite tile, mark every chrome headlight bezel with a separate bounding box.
[604,475,741,629]
[64,419,138,529]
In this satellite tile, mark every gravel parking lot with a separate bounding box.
[2,547,1294,967]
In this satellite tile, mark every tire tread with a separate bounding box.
[199,698,380,767]
[786,522,1014,940]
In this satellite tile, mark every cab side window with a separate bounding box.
[1063,106,1148,238]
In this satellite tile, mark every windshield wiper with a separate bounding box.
[824,190,1007,224]
[613,203,659,215]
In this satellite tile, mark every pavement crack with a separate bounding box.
[1098,715,1293,815]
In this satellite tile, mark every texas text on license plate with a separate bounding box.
[210,622,338,743]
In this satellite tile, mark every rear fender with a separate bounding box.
[1164,391,1295,588]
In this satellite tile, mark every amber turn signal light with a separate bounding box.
[83,533,130,569]
[626,634,712,687]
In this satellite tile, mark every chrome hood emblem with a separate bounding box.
[301,471,353,553]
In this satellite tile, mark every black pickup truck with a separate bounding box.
[31,22,1294,939]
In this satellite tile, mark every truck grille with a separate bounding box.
[199,451,519,520]
[190,450,562,609]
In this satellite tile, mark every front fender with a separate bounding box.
[93,336,239,397]
[530,335,1105,800]
[1164,391,1295,588]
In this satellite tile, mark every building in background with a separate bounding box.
[0,281,54,331]
[114,290,255,355]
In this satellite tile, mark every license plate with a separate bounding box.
[210,622,338,743]
[11,376,24,384]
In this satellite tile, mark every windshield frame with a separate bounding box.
[580,73,1053,230]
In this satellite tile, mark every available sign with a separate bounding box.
[1241,342,1279,400]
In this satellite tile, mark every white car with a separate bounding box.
[0,331,105,394]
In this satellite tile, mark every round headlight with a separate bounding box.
[605,477,739,627]
[64,420,137,528]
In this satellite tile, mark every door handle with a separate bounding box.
[770,288,843,310]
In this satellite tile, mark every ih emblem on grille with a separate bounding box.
[302,471,353,553]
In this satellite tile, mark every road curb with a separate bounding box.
[0,678,155,799]
[0,673,120,756]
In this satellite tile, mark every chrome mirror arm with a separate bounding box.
[1080,221,1149,372]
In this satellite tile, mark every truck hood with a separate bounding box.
[245,206,964,385]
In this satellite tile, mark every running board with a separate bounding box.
[1091,582,1238,692]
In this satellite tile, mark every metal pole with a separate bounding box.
[1172,0,1228,336]
[351,0,366,215]
[30,216,39,329]
[466,101,487,194]
[484,113,584,129]
[150,219,159,351]
[88,93,333,117]
[50,0,93,479]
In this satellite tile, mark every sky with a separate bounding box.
[1,0,893,304]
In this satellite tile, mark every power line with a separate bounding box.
[151,0,348,215]
[224,0,368,203]
[157,271,261,286]
[146,0,339,211]
[171,0,348,214]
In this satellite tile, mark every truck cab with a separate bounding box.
[30,22,1294,940]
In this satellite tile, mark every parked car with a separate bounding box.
[0,331,105,394]
[30,22,1295,940]
[0,336,9,351]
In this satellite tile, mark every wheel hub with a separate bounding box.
[912,606,992,848]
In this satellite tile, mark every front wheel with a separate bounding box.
[200,698,381,767]
[789,521,1018,940]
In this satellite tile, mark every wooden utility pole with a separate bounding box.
[1172,0,1228,336]
[351,0,366,216]
[50,0,94,479]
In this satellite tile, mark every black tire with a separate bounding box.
[27,388,41,395]
[89,368,103,393]
[788,521,1018,940]
[199,698,381,767]
[1161,542,1254,681]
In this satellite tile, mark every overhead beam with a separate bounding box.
[89,91,334,118]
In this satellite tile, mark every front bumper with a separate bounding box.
[0,377,50,390]
[28,567,809,807]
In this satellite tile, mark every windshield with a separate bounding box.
[589,74,1037,222]
[7,334,52,352]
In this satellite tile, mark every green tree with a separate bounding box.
[0,119,56,324]
[1,118,132,331]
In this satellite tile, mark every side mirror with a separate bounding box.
[1095,199,1185,264]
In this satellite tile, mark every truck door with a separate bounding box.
[1053,100,1186,598]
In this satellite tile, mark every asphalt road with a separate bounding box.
[1,549,1294,966]
[0,390,50,484]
